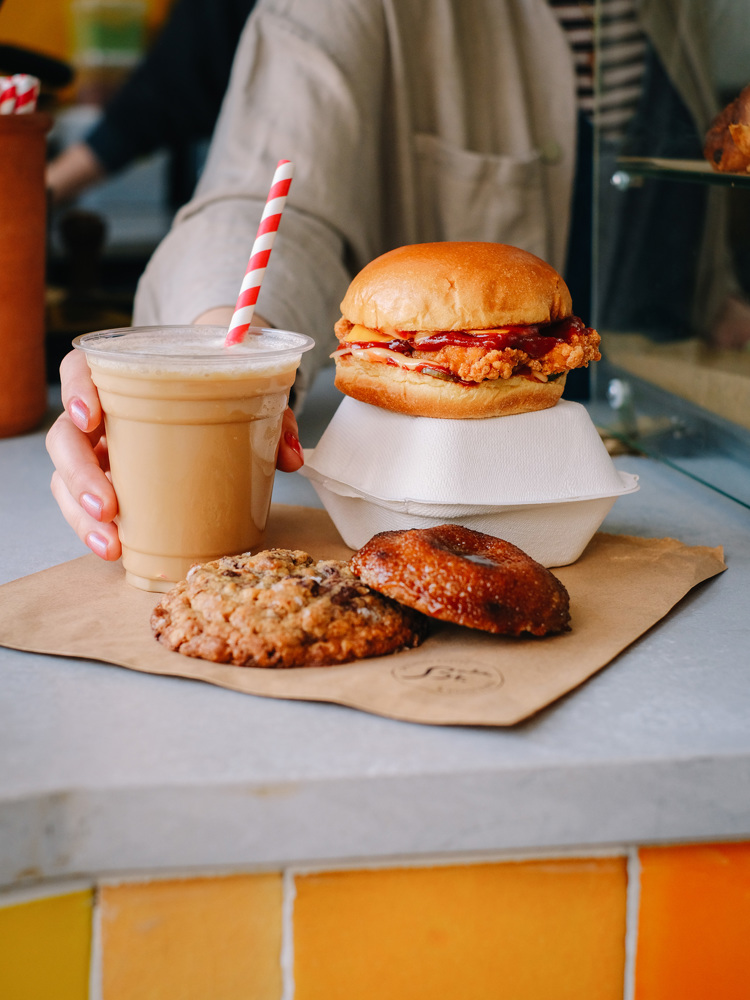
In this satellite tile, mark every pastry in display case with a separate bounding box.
[704,83,750,175]
[591,0,750,506]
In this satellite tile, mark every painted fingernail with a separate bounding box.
[81,493,103,519]
[284,431,304,461]
[69,398,90,430]
[86,532,108,558]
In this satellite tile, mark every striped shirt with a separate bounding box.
[548,0,647,140]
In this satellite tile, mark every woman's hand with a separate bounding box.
[46,312,305,560]
[46,349,122,560]
[277,407,305,471]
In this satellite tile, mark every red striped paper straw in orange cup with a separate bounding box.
[0,77,16,115]
[225,159,294,346]
[13,75,40,114]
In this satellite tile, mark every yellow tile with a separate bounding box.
[294,858,627,1000]
[0,888,93,1000]
[100,873,282,1000]
[635,841,750,999]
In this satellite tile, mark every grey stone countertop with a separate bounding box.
[1,367,749,889]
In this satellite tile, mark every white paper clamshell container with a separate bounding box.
[298,397,639,566]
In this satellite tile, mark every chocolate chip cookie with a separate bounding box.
[151,548,426,667]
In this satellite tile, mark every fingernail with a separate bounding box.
[284,430,304,461]
[70,398,90,430]
[81,493,103,519]
[86,532,108,558]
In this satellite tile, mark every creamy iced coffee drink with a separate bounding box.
[74,326,314,591]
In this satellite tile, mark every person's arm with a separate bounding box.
[132,0,390,400]
[46,142,108,207]
[48,0,389,558]
[85,0,257,175]
[46,0,257,205]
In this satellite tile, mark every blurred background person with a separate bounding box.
[46,0,256,208]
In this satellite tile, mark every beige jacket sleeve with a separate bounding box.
[133,0,577,395]
[133,0,393,390]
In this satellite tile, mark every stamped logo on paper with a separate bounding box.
[391,661,504,694]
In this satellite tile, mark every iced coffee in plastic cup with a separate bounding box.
[74,325,314,591]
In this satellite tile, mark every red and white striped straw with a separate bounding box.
[13,75,40,114]
[0,77,16,115]
[225,159,294,346]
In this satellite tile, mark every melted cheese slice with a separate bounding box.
[342,324,393,343]
[344,325,519,345]
[349,346,428,369]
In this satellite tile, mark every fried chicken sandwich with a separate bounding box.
[332,241,601,418]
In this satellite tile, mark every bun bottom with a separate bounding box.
[334,356,567,418]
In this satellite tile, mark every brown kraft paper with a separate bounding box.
[0,505,726,726]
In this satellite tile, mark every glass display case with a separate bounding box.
[590,0,750,507]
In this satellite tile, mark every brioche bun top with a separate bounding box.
[340,242,573,332]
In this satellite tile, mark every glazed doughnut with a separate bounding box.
[350,524,571,636]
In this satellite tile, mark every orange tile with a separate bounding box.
[0,888,93,1000]
[100,873,282,1000]
[294,858,627,1000]
[635,841,750,999]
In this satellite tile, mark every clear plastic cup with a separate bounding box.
[74,325,314,591]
